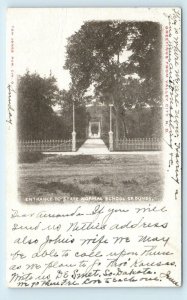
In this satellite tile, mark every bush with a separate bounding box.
[18,152,44,163]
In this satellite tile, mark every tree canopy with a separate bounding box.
[17,72,65,140]
[18,21,162,141]
[17,72,88,140]
[65,21,162,138]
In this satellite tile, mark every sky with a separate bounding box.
[8,8,167,91]
[12,9,84,90]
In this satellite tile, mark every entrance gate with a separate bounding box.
[88,122,101,138]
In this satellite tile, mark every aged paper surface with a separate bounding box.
[6,8,181,287]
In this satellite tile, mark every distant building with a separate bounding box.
[86,102,110,139]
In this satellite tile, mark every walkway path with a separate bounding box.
[43,138,161,155]
[77,138,110,154]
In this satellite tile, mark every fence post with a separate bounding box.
[109,104,114,151]
[109,131,113,151]
[72,131,76,152]
[72,99,76,151]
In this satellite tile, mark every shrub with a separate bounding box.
[18,152,44,163]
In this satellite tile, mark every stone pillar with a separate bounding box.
[72,100,76,151]
[98,122,101,138]
[72,131,76,152]
[109,104,113,151]
[109,131,113,151]
[88,122,92,138]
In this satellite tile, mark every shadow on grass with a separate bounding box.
[45,155,100,165]
[122,179,138,186]
[79,176,113,186]
[18,152,44,163]
[37,181,103,197]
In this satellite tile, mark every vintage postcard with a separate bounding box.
[6,8,181,287]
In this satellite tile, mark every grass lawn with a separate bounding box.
[18,153,164,203]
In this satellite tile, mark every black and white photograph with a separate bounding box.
[16,11,163,203]
[6,8,181,288]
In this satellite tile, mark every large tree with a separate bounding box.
[65,21,162,139]
[17,72,64,140]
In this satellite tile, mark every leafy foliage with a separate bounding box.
[18,72,89,140]
[59,89,88,139]
[65,21,162,138]
[18,72,66,140]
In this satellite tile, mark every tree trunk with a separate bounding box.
[115,108,119,141]
[137,108,142,137]
[114,105,120,141]
[121,115,128,138]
